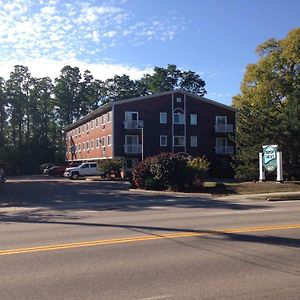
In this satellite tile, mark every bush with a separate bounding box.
[97,159,124,178]
[187,156,210,188]
[132,153,210,191]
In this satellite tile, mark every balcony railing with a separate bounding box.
[123,120,144,129]
[216,146,234,155]
[215,124,234,133]
[124,144,142,154]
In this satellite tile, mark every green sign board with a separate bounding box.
[263,145,277,172]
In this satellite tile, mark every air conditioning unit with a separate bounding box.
[102,124,105,129]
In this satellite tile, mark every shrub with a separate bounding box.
[97,159,124,178]
[132,158,152,188]
[132,153,210,191]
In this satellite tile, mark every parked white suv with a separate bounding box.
[64,162,98,180]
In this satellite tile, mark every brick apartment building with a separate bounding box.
[64,90,235,172]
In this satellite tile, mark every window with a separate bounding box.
[125,135,139,145]
[96,138,100,148]
[91,140,94,149]
[191,136,198,147]
[78,126,81,134]
[86,123,89,132]
[190,114,197,125]
[101,115,105,125]
[86,141,90,150]
[101,136,106,147]
[216,116,227,125]
[107,112,111,123]
[81,163,89,169]
[107,135,111,146]
[125,111,138,121]
[173,136,185,147]
[90,163,97,168]
[160,135,167,147]
[82,125,85,133]
[173,112,185,124]
[160,112,167,124]
[78,144,81,151]
[75,128,77,136]
[95,118,99,127]
[82,142,85,151]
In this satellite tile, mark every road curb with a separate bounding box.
[266,198,300,202]
[128,188,212,198]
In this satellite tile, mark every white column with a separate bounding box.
[259,152,265,181]
[277,151,283,182]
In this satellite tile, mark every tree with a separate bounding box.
[100,74,143,104]
[54,66,82,127]
[140,64,206,96]
[5,65,31,147]
[233,28,300,179]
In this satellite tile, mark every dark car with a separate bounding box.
[0,168,6,183]
[48,163,79,177]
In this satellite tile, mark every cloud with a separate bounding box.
[0,0,187,65]
[0,58,153,81]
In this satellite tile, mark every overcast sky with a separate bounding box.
[0,0,299,105]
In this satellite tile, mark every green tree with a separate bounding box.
[233,28,300,179]
[101,74,142,104]
[140,64,206,96]
[54,66,82,127]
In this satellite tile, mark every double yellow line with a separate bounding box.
[1,223,300,256]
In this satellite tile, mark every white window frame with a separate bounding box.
[191,136,198,147]
[96,138,100,148]
[160,112,167,124]
[95,118,99,127]
[190,114,197,125]
[216,116,227,125]
[101,115,105,125]
[173,136,185,147]
[86,141,90,150]
[125,111,138,121]
[91,140,94,149]
[107,112,111,123]
[82,142,85,151]
[101,136,106,147]
[173,112,185,124]
[160,135,167,147]
[107,135,112,146]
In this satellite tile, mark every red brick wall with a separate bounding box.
[66,110,113,161]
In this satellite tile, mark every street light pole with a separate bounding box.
[141,127,144,161]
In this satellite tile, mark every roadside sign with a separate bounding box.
[262,145,277,172]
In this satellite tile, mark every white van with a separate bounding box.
[64,162,98,180]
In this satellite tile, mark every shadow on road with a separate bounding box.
[0,179,268,212]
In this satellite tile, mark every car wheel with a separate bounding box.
[71,172,79,180]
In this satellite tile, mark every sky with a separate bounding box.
[0,0,299,106]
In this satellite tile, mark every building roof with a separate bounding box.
[64,90,235,132]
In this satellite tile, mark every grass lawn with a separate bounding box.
[202,181,300,195]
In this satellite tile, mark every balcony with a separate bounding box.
[215,146,234,155]
[124,144,142,154]
[215,124,234,133]
[123,120,144,129]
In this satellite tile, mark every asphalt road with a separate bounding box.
[1,176,300,299]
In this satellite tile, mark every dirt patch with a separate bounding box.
[202,181,300,195]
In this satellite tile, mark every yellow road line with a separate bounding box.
[1,223,300,256]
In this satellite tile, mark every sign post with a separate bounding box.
[260,145,283,182]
